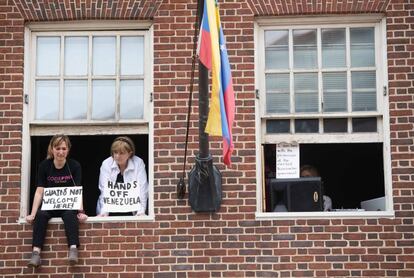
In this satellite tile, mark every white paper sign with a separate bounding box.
[42,186,82,210]
[101,181,141,212]
[276,143,300,179]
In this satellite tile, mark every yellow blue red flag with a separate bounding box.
[198,0,235,166]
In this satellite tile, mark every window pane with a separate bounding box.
[265,30,289,70]
[121,36,144,75]
[323,72,347,112]
[120,80,144,119]
[294,73,318,113]
[322,28,345,68]
[324,118,347,132]
[64,80,88,120]
[352,71,376,111]
[65,37,88,76]
[266,120,290,133]
[295,119,319,133]
[353,117,377,132]
[37,37,60,76]
[266,73,290,113]
[35,80,59,120]
[92,80,115,120]
[93,37,116,76]
[293,29,317,69]
[351,27,375,67]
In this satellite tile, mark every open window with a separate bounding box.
[21,22,154,221]
[255,16,392,218]
[263,143,385,212]
[29,135,149,216]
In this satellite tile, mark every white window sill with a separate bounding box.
[256,210,395,220]
[18,214,155,224]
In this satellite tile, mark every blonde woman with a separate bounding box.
[27,135,87,267]
[96,136,149,216]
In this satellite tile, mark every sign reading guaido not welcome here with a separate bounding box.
[42,186,82,210]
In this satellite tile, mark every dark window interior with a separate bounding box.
[30,135,148,216]
[264,143,385,212]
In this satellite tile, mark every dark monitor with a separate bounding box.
[270,177,323,212]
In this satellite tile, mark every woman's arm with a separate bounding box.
[77,195,88,222]
[26,187,44,224]
[136,158,149,216]
[69,160,88,221]
[96,159,111,216]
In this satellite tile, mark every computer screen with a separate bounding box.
[270,177,323,212]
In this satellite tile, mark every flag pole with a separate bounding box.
[188,0,222,212]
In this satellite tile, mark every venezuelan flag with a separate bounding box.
[198,0,235,166]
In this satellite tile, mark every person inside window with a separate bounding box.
[96,136,149,217]
[300,165,333,211]
[27,135,87,268]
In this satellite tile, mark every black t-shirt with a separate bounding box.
[36,159,82,188]
[116,173,124,183]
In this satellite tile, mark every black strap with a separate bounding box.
[177,0,201,199]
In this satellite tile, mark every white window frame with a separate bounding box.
[20,21,155,223]
[254,15,394,219]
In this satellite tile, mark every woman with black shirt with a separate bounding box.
[26,135,87,267]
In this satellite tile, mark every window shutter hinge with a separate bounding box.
[24,94,29,104]
[383,86,387,96]
[255,89,259,100]
[150,92,153,102]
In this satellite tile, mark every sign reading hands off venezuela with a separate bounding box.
[101,181,141,213]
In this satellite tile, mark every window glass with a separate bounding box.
[93,36,116,76]
[121,36,144,75]
[293,29,317,69]
[64,80,88,120]
[352,71,376,111]
[92,80,116,120]
[265,30,289,70]
[120,80,144,119]
[322,28,346,68]
[266,120,290,133]
[266,73,290,114]
[323,118,347,133]
[65,37,88,76]
[294,73,318,113]
[36,37,60,76]
[295,119,319,133]
[352,117,377,132]
[323,72,347,112]
[351,27,375,67]
[35,80,59,120]
[34,33,146,122]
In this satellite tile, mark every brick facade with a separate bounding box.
[1,0,413,277]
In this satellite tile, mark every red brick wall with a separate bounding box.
[1,0,413,277]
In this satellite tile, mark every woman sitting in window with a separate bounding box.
[96,136,149,217]
[27,135,88,268]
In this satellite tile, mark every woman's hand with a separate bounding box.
[77,212,88,223]
[26,214,35,224]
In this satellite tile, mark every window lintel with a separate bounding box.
[256,14,384,27]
